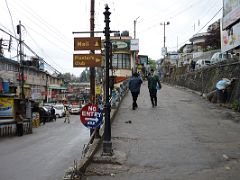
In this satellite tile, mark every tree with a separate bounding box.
[80,68,90,82]
[205,21,221,50]
[148,58,157,70]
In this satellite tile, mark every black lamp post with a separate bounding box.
[103,4,112,155]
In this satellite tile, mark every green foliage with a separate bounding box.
[232,100,240,111]
[148,58,157,70]
[80,69,90,82]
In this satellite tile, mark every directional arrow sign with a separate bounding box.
[80,103,103,129]
[74,37,101,50]
[73,54,102,67]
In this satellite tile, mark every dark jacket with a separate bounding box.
[147,74,161,90]
[128,75,143,93]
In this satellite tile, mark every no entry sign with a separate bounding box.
[80,103,103,129]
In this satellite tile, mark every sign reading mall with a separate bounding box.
[74,37,101,51]
[73,37,102,67]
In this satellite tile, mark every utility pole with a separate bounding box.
[103,4,112,155]
[17,21,25,100]
[90,0,97,139]
[160,21,170,59]
[133,16,140,74]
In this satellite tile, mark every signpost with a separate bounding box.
[73,54,102,67]
[80,103,103,129]
[74,37,101,51]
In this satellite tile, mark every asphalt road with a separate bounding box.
[83,82,240,180]
[0,115,89,180]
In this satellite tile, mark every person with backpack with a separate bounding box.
[128,72,143,110]
[147,69,161,108]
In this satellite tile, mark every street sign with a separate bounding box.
[73,54,102,67]
[74,37,101,50]
[95,85,102,95]
[80,103,103,129]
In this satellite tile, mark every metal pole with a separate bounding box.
[133,16,139,73]
[18,21,25,100]
[134,20,136,39]
[103,4,112,155]
[163,22,166,48]
[89,0,96,140]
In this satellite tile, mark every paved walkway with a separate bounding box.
[83,81,240,180]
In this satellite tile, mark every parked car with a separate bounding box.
[70,105,81,115]
[53,104,65,118]
[195,59,211,69]
[39,107,52,123]
[210,52,231,64]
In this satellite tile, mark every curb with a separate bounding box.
[63,91,128,179]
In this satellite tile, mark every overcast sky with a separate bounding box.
[0,0,222,76]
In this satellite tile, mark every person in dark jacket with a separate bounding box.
[15,112,24,136]
[128,72,143,110]
[147,69,161,107]
[51,106,56,121]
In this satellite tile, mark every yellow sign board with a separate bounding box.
[95,85,102,95]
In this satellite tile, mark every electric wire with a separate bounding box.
[4,0,16,37]
[7,0,72,48]
[168,7,223,51]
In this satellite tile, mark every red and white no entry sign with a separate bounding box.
[80,103,103,129]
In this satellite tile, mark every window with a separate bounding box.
[112,54,130,69]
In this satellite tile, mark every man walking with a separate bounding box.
[51,106,56,121]
[128,72,143,110]
[147,69,161,107]
[64,107,70,123]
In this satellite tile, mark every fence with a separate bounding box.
[0,119,32,137]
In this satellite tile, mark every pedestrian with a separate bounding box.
[216,78,234,104]
[64,107,70,123]
[128,72,143,110]
[147,69,161,108]
[39,107,46,125]
[51,106,56,121]
[15,112,24,136]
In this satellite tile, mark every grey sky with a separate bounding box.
[0,0,222,76]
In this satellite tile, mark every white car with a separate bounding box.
[195,59,211,69]
[70,105,81,114]
[53,104,65,118]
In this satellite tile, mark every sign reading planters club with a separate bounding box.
[111,40,130,51]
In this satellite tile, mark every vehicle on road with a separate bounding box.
[53,104,65,118]
[70,105,81,115]
[210,52,232,64]
[195,59,211,69]
[39,107,52,122]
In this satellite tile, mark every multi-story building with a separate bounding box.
[0,55,66,105]
[101,31,137,86]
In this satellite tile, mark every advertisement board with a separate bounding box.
[138,55,148,65]
[0,97,14,118]
[223,0,240,30]
[221,21,240,52]
[111,40,130,52]
[130,39,139,51]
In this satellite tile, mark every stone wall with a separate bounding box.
[164,59,240,108]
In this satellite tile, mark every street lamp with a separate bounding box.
[133,16,140,73]
[160,21,170,56]
[134,16,140,39]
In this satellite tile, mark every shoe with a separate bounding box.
[132,107,136,110]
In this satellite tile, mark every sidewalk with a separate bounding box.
[82,81,240,180]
